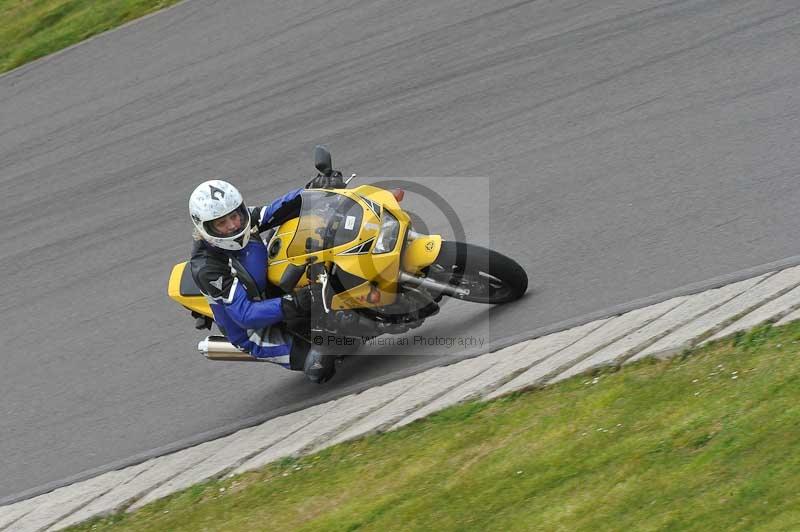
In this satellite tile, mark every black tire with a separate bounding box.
[425,241,528,304]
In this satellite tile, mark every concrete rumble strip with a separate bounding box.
[5,265,800,531]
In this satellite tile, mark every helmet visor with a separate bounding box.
[203,204,250,239]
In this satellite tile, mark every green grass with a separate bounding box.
[68,321,800,531]
[0,0,183,74]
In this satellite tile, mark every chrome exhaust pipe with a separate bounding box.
[198,335,260,362]
[398,271,470,298]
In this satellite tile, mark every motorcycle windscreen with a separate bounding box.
[286,190,364,257]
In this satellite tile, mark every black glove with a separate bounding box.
[305,171,345,190]
[305,175,327,189]
[281,284,322,321]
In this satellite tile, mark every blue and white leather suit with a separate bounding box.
[190,188,302,367]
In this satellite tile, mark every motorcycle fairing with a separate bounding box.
[168,184,445,319]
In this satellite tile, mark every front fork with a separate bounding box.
[397,271,470,299]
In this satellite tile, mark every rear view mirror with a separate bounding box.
[314,145,333,176]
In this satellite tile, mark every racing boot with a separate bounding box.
[303,348,336,383]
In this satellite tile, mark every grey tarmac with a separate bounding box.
[2,0,800,513]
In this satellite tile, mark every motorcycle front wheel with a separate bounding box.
[424,241,528,304]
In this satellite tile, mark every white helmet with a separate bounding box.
[189,180,252,251]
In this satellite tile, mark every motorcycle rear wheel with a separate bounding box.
[424,241,528,304]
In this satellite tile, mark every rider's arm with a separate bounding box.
[223,282,285,329]
[256,188,302,231]
[194,262,285,329]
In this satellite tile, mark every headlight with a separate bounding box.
[373,210,400,254]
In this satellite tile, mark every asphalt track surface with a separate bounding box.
[1,0,799,502]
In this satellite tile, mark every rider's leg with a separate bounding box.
[302,347,336,383]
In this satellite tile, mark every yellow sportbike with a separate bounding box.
[168,147,527,361]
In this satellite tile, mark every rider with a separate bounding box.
[188,179,335,383]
